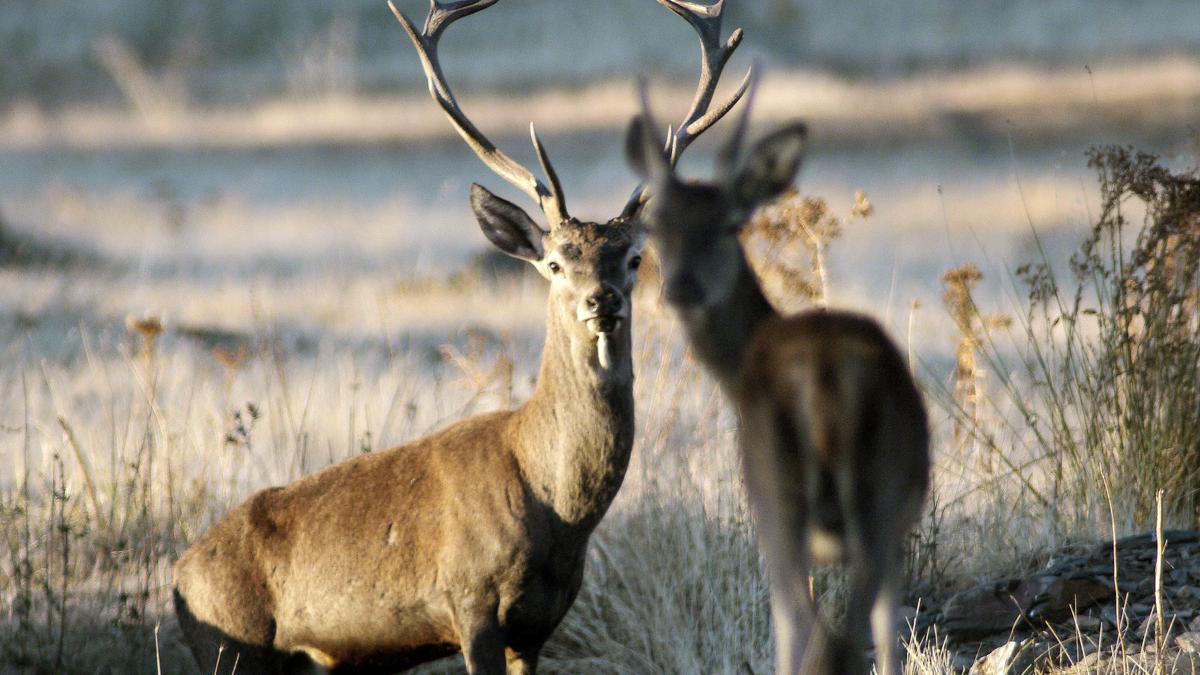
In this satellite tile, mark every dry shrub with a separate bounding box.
[742,188,871,310]
[1023,146,1200,524]
[942,147,1200,529]
[939,264,1011,470]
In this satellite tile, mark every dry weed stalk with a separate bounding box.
[742,189,870,309]
[213,343,252,396]
[126,313,163,361]
[939,263,1011,470]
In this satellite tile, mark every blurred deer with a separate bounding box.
[172,1,749,673]
[627,86,929,675]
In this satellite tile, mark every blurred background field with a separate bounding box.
[1,0,1198,672]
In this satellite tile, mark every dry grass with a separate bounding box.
[0,145,1197,673]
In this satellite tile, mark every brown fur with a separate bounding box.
[736,313,929,675]
[174,215,644,674]
[628,116,930,675]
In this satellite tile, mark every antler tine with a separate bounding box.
[389,0,569,226]
[656,0,753,166]
[529,124,568,220]
[620,1,750,219]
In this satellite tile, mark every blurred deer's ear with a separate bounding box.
[625,115,671,183]
[470,183,546,262]
[732,122,807,208]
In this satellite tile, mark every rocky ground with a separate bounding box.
[910,530,1200,673]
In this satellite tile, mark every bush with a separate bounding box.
[942,147,1200,529]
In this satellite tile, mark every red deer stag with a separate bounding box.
[627,88,930,675]
[172,1,750,673]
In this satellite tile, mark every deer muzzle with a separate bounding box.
[578,285,627,370]
[578,286,626,336]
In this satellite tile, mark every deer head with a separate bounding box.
[626,79,807,313]
[390,0,752,370]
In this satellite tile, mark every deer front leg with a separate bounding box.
[457,606,506,675]
[505,647,539,675]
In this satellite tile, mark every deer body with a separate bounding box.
[628,111,929,675]
[174,287,635,673]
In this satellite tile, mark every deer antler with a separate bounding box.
[621,0,752,217]
[389,0,569,226]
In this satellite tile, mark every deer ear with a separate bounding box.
[470,183,547,262]
[625,115,671,183]
[731,122,807,207]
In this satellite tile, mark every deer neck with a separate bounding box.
[678,249,776,393]
[511,302,635,530]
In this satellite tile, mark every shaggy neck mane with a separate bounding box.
[510,298,636,530]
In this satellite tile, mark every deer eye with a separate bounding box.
[548,261,562,274]
[629,256,642,270]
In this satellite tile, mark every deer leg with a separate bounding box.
[458,609,506,675]
[831,552,879,675]
[870,567,902,675]
[769,569,825,675]
[832,478,886,675]
[740,400,826,674]
[863,516,906,675]
[755,466,822,673]
[505,647,539,675]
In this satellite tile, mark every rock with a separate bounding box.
[1178,632,1200,654]
[941,579,1026,640]
[968,639,1041,675]
[1137,612,1185,641]
[1133,577,1157,597]
[1130,602,1154,615]
[951,651,980,671]
[1025,575,1113,621]
[925,531,1200,668]
[941,573,1113,641]
[895,605,919,634]
[1071,650,1107,670]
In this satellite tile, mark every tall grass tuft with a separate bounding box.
[937,147,1200,532]
[1017,147,1199,525]
[939,264,1011,471]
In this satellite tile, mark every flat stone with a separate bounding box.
[1177,632,1200,654]
[941,579,1027,640]
[968,639,1041,675]
[1025,575,1113,621]
[1137,612,1184,641]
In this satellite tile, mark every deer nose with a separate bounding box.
[665,274,704,307]
[585,286,623,316]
